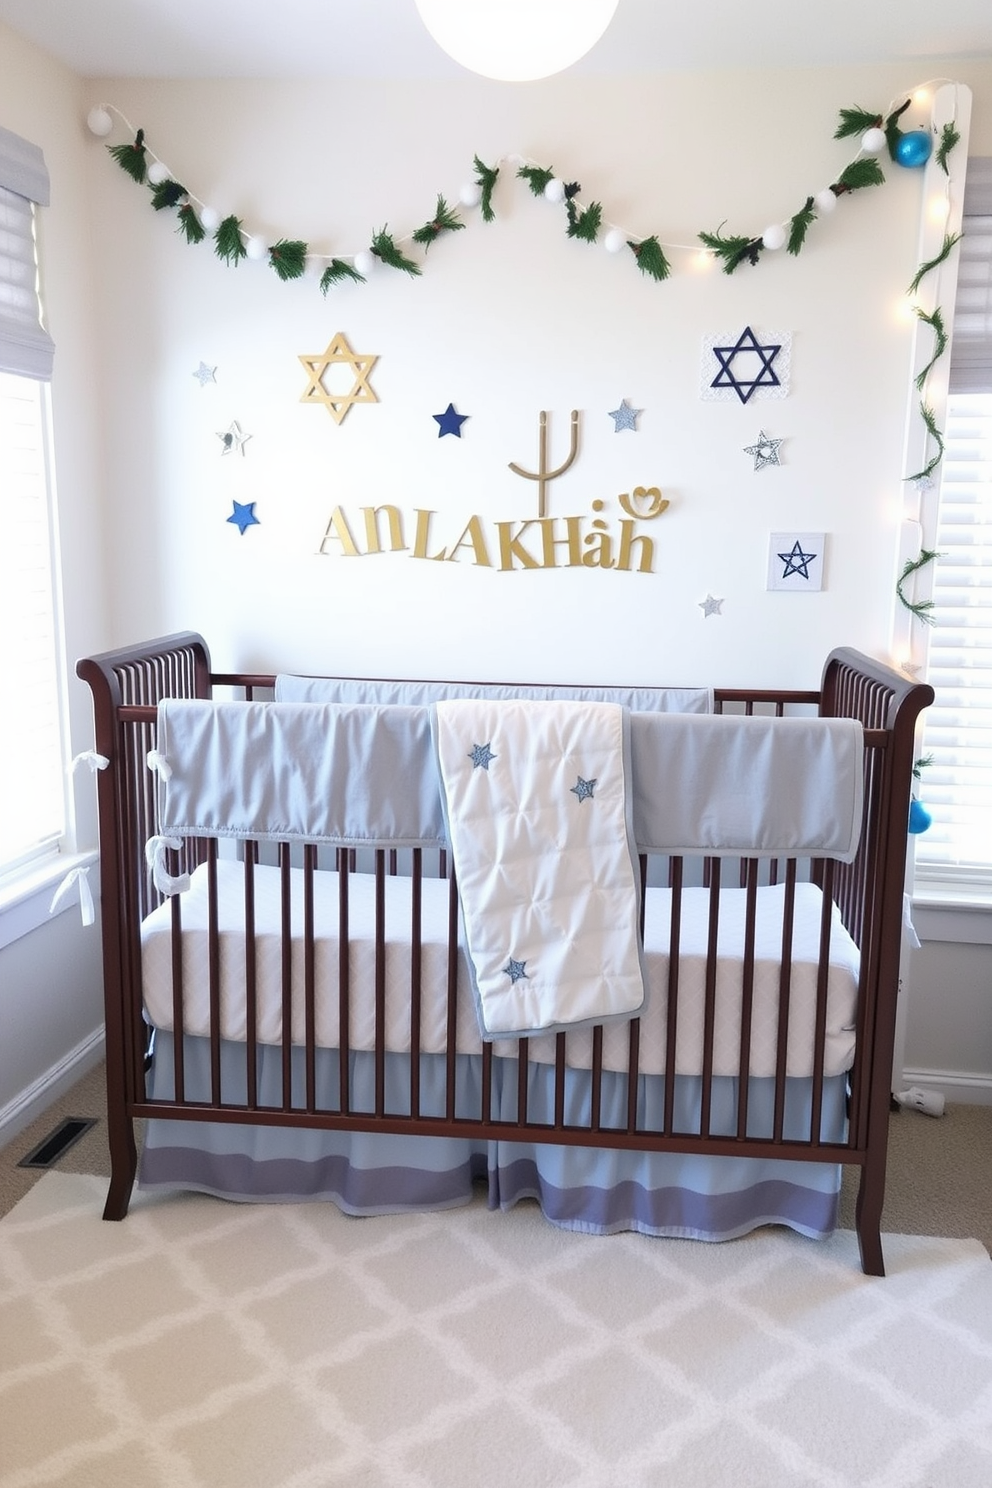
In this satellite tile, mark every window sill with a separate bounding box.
[0,850,99,952]
[911,882,992,946]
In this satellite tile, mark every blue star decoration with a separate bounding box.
[570,775,597,802]
[193,362,216,386]
[503,958,529,984]
[227,501,259,535]
[468,742,496,770]
[699,593,724,617]
[711,326,782,404]
[608,398,642,432]
[778,539,817,579]
[433,403,469,438]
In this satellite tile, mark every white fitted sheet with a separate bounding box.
[140,860,860,1079]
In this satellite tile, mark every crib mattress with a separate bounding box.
[140,860,860,1079]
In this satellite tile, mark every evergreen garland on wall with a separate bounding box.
[87,83,958,293]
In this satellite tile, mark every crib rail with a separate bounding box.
[78,635,933,1275]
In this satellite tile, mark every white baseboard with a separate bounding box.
[899,1067,992,1108]
[0,1027,106,1146]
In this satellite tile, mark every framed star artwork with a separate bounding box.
[701,326,791,404]
[767,532,825,591]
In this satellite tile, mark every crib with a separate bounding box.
[77,633,932,1276]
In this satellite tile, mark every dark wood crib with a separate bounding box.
[77,634,932,1275]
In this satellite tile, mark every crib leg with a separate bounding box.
[854,1162,886,1277]
[102,1099,137,1221]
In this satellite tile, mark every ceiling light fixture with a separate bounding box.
[413,0,620,83]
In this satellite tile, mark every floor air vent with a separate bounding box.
[17,1118,97,1169]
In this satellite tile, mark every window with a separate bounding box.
[916,159,992,890]
[0,126,64,882]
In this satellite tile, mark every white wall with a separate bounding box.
[85,67,987,686]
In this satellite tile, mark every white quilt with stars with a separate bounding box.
[431,699,647,1040]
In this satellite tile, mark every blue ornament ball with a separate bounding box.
[908,798,933,834]
[894,130,933,169]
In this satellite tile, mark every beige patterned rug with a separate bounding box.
[2,1173,991,1488]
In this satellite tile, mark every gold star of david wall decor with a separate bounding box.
[299,331,379,425]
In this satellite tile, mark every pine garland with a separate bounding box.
[98,93,961,294]
[906,403,946,485]
[787,197,817,256]
[833,107,883,140]
[177,202,205,245]
[268,239,308,281]
[896,548,941,625]
[914,305,948,391]
[834,157,886,194]
[214,214,247,266]
[907,232,961,295]
[370,227,421,276]
[412,195,465,250]
[473,155,499,223]
[320,259,366,293]
[698,227,762,274]
[883,99,913,159]
[149,179,186,212]
[567,199,602,243]
[108,129,147,184]
[518,164,555,197]
[936,122,961,175]
[628,236,671,282]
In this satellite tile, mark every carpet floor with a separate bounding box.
[2,1171,991,1488]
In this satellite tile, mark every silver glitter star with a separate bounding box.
[743,430,783,471]
[193,362,217,386]
[608,398,642,433]
[218,420,251,456]
[699,594,724,618]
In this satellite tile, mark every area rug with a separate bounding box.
[1,1173,991,1488]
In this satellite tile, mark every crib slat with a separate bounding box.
[304,844,317,1113]
[445,870,459,1122]
[517,1039,530,1125]
[207,843,222,1106]
[374,851,387,1118]
[810,858,835,1144]
[555,1033,567,1128]
[280,843,293,1112]
[663,856,684,1136]
[409,848,423,1120]
[626,856,647,1132]
[338,851,351,1115]
[699,859,722,1139]
[170,887,185,1104]
[772,859,798,1144]
[590,1026,604,1131]
[735,859,760,1140]
[482,1042,494,1125]
[244,843,258,1110]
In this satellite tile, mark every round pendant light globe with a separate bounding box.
[414,0,620,82]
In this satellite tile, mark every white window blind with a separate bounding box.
[917,393,992,881]
[0,127,64,878]
[0,125,54,381]
[917,159,992,886]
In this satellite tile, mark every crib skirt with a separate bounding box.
[139,1034,846,1242]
